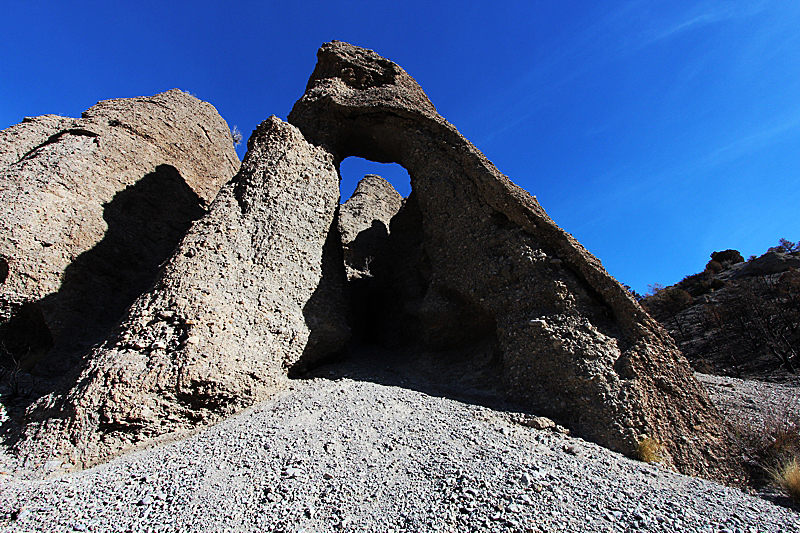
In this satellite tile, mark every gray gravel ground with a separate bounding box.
[696,373,800,432]
[1,360,799,532]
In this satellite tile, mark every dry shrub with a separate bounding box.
[636,436,662,463]
[733,389,800,490]
[773,458,800,503]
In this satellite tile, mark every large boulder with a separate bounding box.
[288,41,731,477]
[17,117,349,467]
[0,90,239,375]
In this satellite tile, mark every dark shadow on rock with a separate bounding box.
[344,219,390,344]
[0,256,8,285]
[0,302,53,373]
[343,219,389,274]
[294,190,509,417]
[0,164,205,405]
[290,206,351,377]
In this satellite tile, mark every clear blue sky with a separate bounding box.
[2,1,798,294]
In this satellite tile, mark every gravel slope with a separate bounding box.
[696,372,800,431]
[1,360,798,532]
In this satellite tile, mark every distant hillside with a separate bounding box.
[641,240,800,380]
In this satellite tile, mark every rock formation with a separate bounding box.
[338,175,403,344]
[16,116,349,466]
[288,41,731,477]
[0,90,239,377]
[11,43,731,479]
[338,174,403,280]
[643,249,800,378]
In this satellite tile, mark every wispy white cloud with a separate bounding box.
[694,112,800,170]
[650,10,731,43]
[647,1,772,44]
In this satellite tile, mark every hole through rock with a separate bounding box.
[339,158,410,202]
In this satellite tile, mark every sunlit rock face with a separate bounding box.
[17,116,349,468]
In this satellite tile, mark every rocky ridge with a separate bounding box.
[642,249,800,379]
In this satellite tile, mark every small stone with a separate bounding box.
[525,416,555,430]
[16,509,30,520]
[283,467,303,478]
[562,444,578,455]
[138,495,153,506]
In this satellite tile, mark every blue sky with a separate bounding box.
[2,1,798,294]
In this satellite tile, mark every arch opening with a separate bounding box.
[320,155,503,399]
[339,157,410,203]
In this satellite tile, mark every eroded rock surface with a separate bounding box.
[338,175,403,343]
[289,41,731,478]
[338,174,403,280]
[17,117,349,468]
[0,90,239,375]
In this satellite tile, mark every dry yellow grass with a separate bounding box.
[635,436,662,463]
[773,458,800,503]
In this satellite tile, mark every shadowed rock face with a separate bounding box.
[338,175,404,344]
[289,41,731,477]
[17,117,349,467]
[0,90,239,374]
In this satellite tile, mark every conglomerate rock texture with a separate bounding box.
[289,41,731,478]
[0,90,239,375]
[17,117,349,467]
[11,42,731,480]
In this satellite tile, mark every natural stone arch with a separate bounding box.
[12,42,732,481]
[289,41,731,477]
